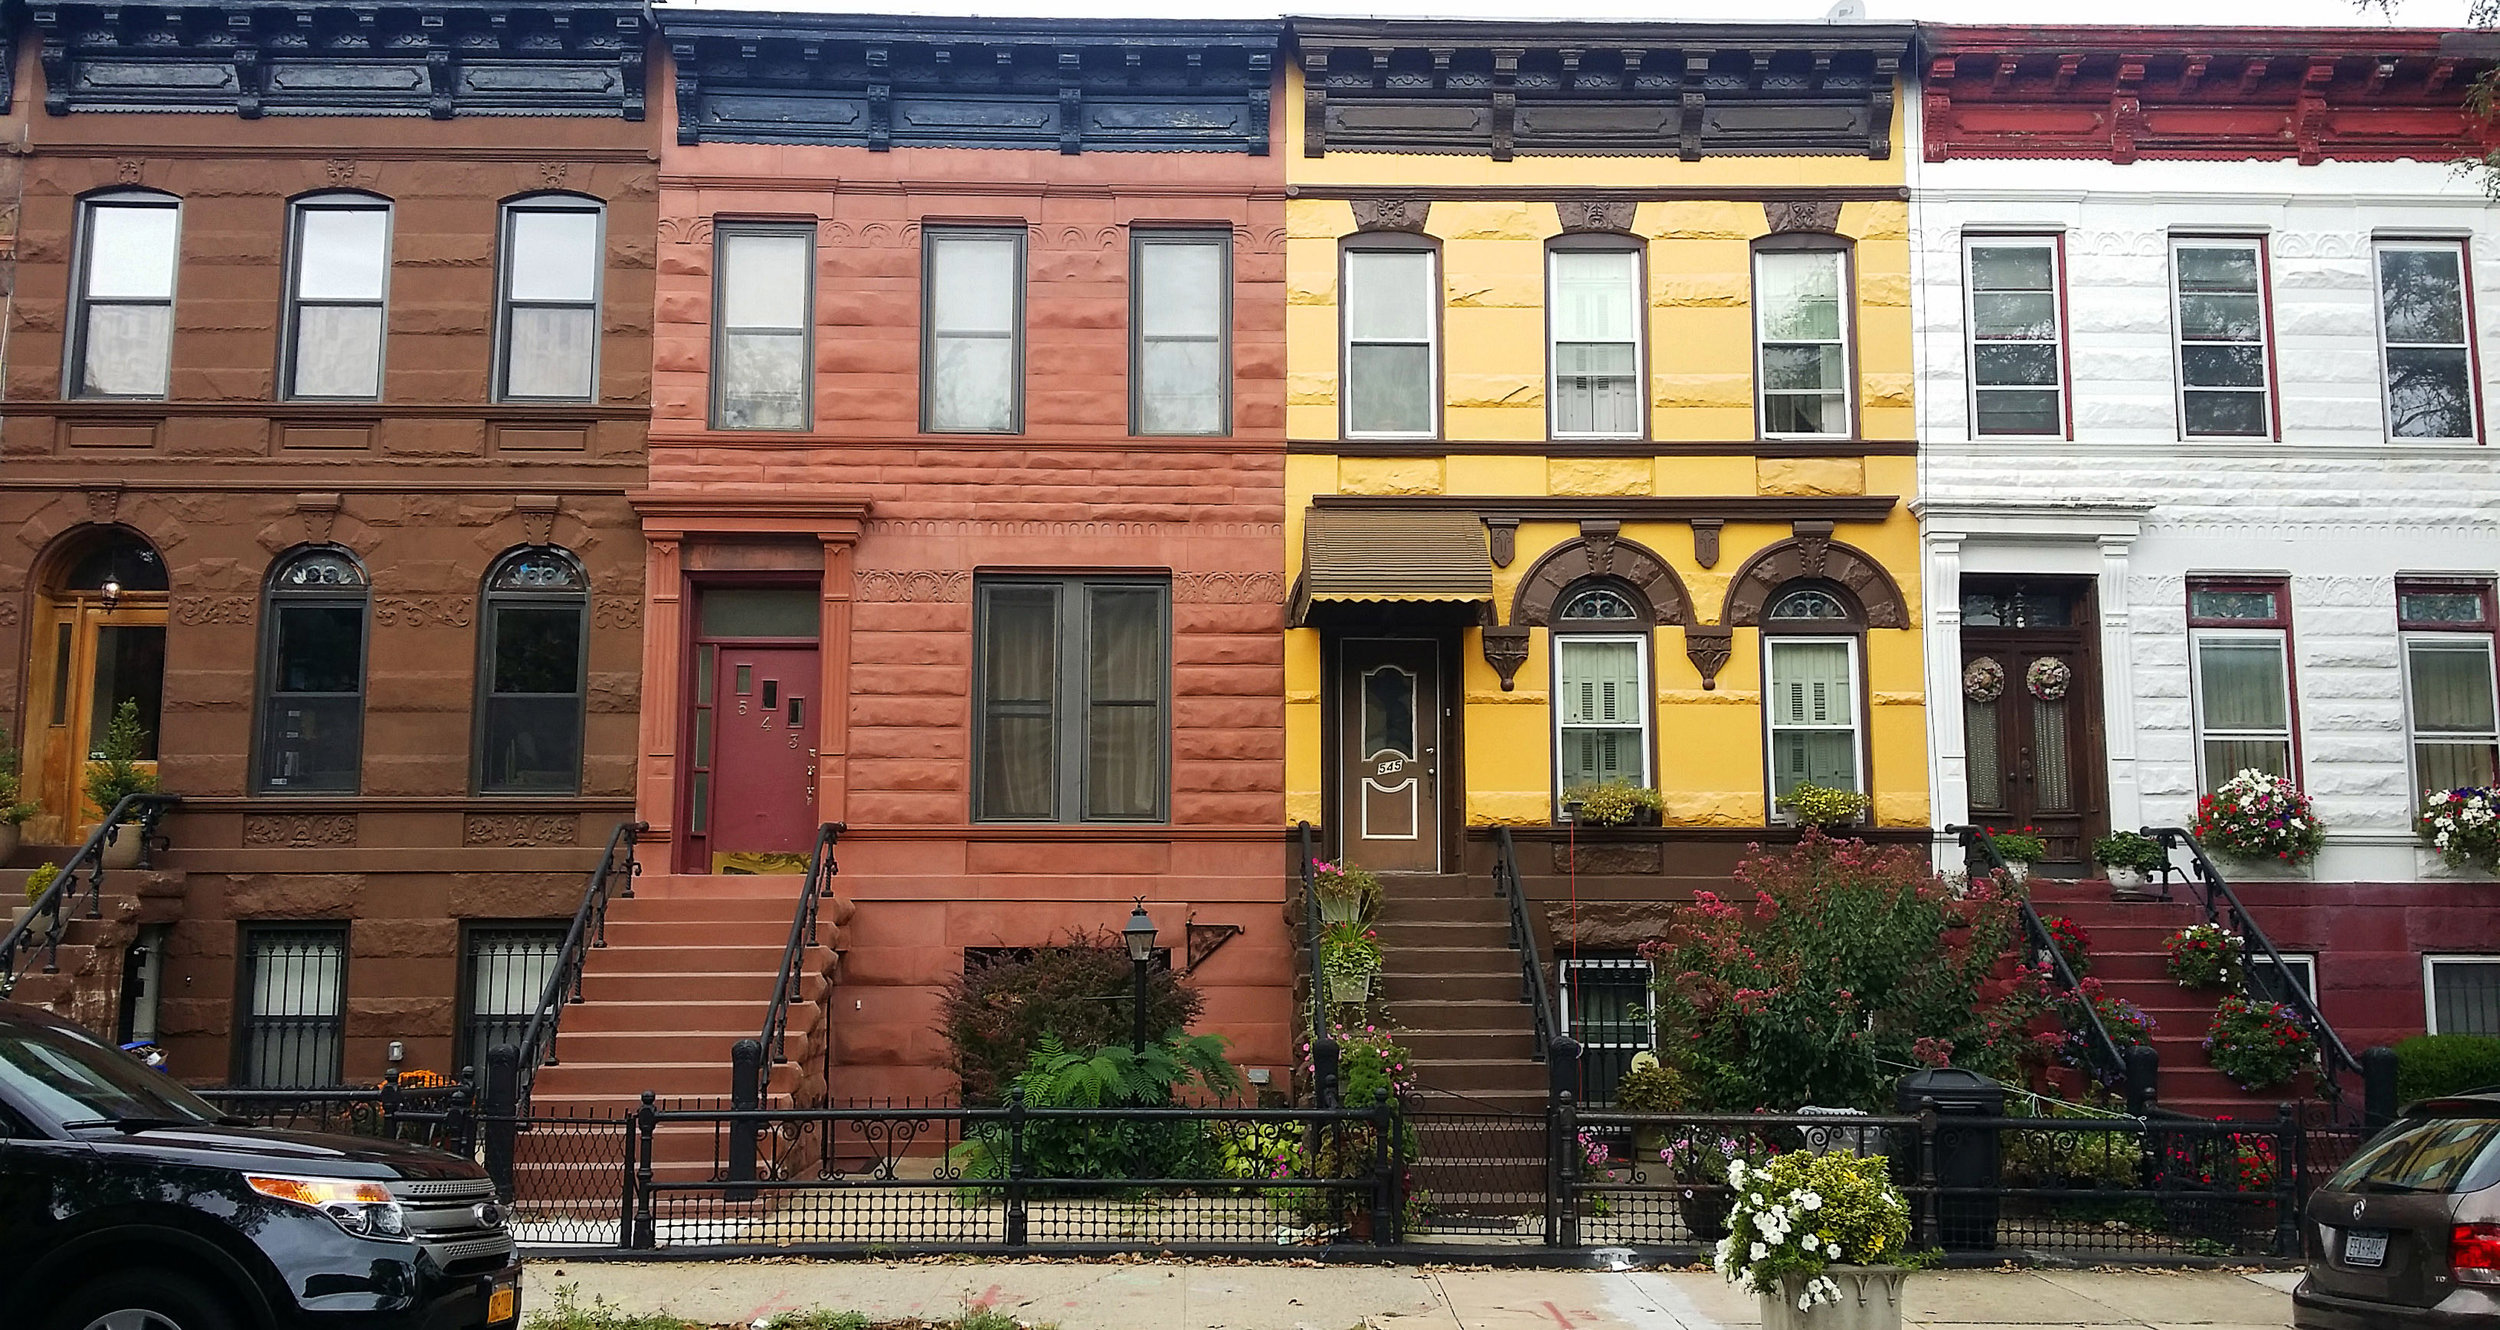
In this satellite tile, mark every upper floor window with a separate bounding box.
[1553,581,1651,801]
[257,548,369,795]
[1549,246,1643,439]
[1755,245,1851,438]
[712,224,812,430]
[285,195,391,401]
[476,548,589,796]
[1965,237,2067,438]
[2187,577,2296,792]
[2401,579,2499,795]
[1132,230,1230,436]
[70,192,181,400]
[2172,238,2274,439]
[2376,240,2481,442]
[973,577,1168,823]
[497,198,604,403]
[924,229,1026,434]
[1763,583,1864,808]
[1342,243,1439,439]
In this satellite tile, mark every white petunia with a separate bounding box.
[1751,1242,1769,1263]
[1798,1294,1813,1311]
[1802,1233,1821,1251]
[1801,1192,1823,1210]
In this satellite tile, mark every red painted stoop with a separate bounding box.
[2026,879,2302,1121]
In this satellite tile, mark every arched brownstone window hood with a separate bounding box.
[1722,524,1907,630]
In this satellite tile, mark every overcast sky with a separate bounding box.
[658,0,2452,26]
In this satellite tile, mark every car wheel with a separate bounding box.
[45,1272,241,1330]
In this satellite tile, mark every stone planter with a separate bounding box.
[101,826,144,870]
[2217,853,2310,881]
[1317,893,1365,927]
[2002,861,2032,884]
[1762,1266,1907,1330]
[2104,866,2150,892]
[7,904,31,933]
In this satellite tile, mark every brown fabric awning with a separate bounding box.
[1293,509,1492,624]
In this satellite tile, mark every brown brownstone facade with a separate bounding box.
[0,10,657,1085]
[642,17,1289,1099]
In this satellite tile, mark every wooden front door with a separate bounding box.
[1337,639,1441,873]
[23,596,165,844]
[1961,577,2106,871]
[689,644,819,874]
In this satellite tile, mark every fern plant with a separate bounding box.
[955,1031,1243,1192]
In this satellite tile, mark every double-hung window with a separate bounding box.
[2401,580,2500,794]
[1755,246,1850,437]
[1965,237,2067,438]
[1132,231,1230,435]
[238,925,347,1089]
[974,577,1169,823]
[1549,247,1643,438]
[497,198,603,402]
[713,225,813,430]
[2187,578,2297,791]
[285,196,390,400]
[475,548,589,795]
[1764,586,1864,807]
[257,548,370,794]
[925,229,1025,434]
[2172,238,2274,438]
[70,192,181,399]
[2376,240,2481,441]
[1342,244,1438,438]
[1553,584,1650,800]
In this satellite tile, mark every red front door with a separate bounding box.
[697,644,819,873]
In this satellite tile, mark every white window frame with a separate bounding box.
[1341,245,1440,440]
[1763,634,1865,813]
[494,196,605,405]
[1962,234,2067,440]
[2373,238,2482,443]
[283,194,392,402]
[1552,630,1654,805]
[2169,235,2275,440]
[2248,951,2317,1005]
[2188,626,2296,795]
[2403,632,2500,798]
[2425,954,2500,1036]
[68,190,182,401]
[1547,245,1645,440]
[1754,246,1852,440]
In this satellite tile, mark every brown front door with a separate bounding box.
[1961,577,2105,871]
[1337,639,1441,873]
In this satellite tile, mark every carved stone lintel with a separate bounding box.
[1350,197,1431,234]
[1685,626,1734,691]
[1481,625,1531,692]
[464,814,579,848]
[242,814,357,848]
[1793,519,1835,577]
[1691,518,1724,570]
[1557,199,1638,233]
[515,494,560,547]
[295,492,342,546]
[1484,517,1518,569]
[1764,199,1844,234]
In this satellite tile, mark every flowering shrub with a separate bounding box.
[2419,787,2500,872]
[2054,981,2156,1079]
[1644,832,2047,1110]
[2193,769,2325,865]
[2041,915,2091,978]
[942,930,1204,1103]
[2165,923,2245,991]
[1985,825,2048,864]
[2204,995,2316,1091]
[1713,1151,1911,1308]
[1298,1021,1417,1104]
[2165,1124,2280,1194]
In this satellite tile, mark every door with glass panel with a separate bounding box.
[1960,577,2104,870]
[681,587,820,875]
[1337,639,1441,872]
[21,531,166,844]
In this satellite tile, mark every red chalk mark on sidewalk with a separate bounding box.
[1540,1301,1579,1328]
[972,1285,1003,1309]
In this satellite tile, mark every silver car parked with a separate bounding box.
[2296,1094,2500,1329]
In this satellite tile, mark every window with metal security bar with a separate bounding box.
[1766,635,1862,805]
[238,926,347,1088]
[1559,955,1653,1106]
[2428,956,2500,1036]
[460,925,566,1072]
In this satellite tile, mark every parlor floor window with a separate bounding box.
[975,578,1169,823]
[2187,579,2296,792]
[1764,585,1863,805]
[257,548,369,794]
[476,548,589,795]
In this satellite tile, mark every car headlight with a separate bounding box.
[246,1174,410,1240]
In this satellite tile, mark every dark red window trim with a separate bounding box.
[2396,578,2499,633]
[2186,575,2301,785]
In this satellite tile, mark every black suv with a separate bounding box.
[0,1001,519,1330]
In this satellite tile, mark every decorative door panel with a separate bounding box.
[1960,578,2105,870]
[1339,639,1441,873]
[703,645,819,874]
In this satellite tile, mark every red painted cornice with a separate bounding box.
[1920,25,2497,165]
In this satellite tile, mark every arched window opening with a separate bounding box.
[476,547,589,795]
[1551,578,1652,807]
[257,547,369,793]
[1762,578,1864,813]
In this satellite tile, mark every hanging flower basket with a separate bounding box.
[1962,657,2005,704]
[2025,657,2071,702]
[2193,769,2326,866]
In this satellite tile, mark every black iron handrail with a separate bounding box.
[504,818,645,1109]
[1946,823,2131,1094]
[756,823,843,1100]
[2146,825,2362,1111]
[1296,821,1330,1019]
[0,793,181,996]
[1491,826,1557,1062]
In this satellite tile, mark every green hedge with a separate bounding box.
[2395,1034,2500,1105]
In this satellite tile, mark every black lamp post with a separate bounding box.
[1122,900,1157,1053]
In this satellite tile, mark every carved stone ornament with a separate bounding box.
[515,495,560,548]
[855,569,969,603]
[1722,529,1910,630]
[1350,197,1431,234]
[242,814,357,848]
[1484,518,1518,569]
[116,158,145,185]
[1481,625,1531,692]
[1763,200,1845,234]
[464,814,579,848]
[295,492,342,546]
[1174,571,1286,605]
[84,485,122,522]
[1512,532,1689,629]
[324,158,359,185]
[1556,199,1637,233]
[1684,626,1734,691]
[1691,519,1723,570]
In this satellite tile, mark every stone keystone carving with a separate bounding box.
[1557,199,1637,233]
[1685,626,1734,691]
[1764,199,1844,234]
[1350,198,1431,234]
[1481,625,1531,692]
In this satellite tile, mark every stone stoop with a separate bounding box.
[0,865,186,1038]
[1372,872,1548,1116]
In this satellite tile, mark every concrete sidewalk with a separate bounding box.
[526,1259,2304,1329]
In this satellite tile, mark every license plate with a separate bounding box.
[487,1281,517,1325]
[2344,1229,2389,1268]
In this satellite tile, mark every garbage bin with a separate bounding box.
[1895,1067,2004,1251]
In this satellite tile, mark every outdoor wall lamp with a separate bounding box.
[1123,899,1156,1052]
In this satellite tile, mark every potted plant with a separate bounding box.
[2419,787,2500,874]
[1659,1129,1746,1241]
[13,861,60,933]
[2164,922,2244,991]
[1565,781,1666,828]
[1777,782,1871,833]
[2192,769,2324,871]
[1981,826,2047,882]
[1319,920,1383,1006]
[83,699,159,870]
[1612,1050,1684,1155]
[2204,995,2317,1092]
[0,730,37,864]
[1311,859,1383,928]
[2091,830,2168,893]
[1713,1150,1913,1330]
